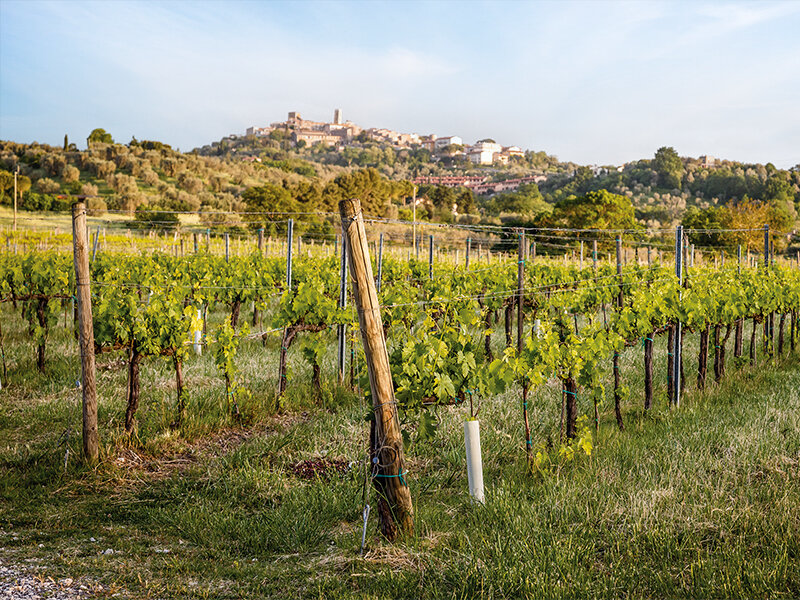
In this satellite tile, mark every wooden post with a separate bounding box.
[224,233,230,262]
[592,240,598,274]
[91,226,100,262]
[339,198,414,540]
[737,245,741,274]
[465,237,471,271]
[579,240,584,270]
[72,203,99,464]
[338,236,348,384]
[206,228,210,253]
[376,232,384,293]
[428,234,434,279]
[193,233,198,254]
[258,228,264,256]
[13,166,18,232]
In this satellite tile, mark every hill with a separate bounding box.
[1,131,798,245]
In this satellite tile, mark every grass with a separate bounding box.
[1,299,799,598]
[0,206,208,234]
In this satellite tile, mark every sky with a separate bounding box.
[1,0,799,168]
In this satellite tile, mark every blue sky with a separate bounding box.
[1,0,799,167]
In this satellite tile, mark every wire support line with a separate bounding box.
[4,212,795,240]
[90,280,287,293]
[379,273,675,310]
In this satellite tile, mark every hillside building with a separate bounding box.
[434,136,463,152]
[467,140,502,164]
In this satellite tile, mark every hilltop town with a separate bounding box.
[247,109,525,167]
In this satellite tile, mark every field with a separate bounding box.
[1,213,799,599]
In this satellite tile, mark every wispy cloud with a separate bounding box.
[1,0,798,166]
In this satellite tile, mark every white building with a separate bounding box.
[434,136,463,152]
[467,140,502,165]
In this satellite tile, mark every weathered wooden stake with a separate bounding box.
[91,226,100,262]
[286,219,294,290]
[428,234,434,279]
[339,198,414,541]
[338,236,348,384]
[376,232,384,293]
[72,203,99,464]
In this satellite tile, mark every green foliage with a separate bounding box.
[241,183,295,228]
[548,189,639,235]
[87,128,114,145]
[322,168,411,216]
[652,146,683,189]
[0,169,32,205]
[682,206,732,246]
[489,183,550,216]
[133,207,180,230]
[532,414,594,473]
[260,158,317,177]
[17,191,71,212]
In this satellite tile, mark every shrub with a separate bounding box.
[35,177,61,194]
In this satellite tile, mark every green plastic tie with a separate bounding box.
[374,471,408,487]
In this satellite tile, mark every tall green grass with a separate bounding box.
[1,300,798,598]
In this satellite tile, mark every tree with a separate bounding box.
[322,168,402,216]
[762,173,797,222]
[87,128,114,146]
[455,188,476,214]
[61,165,80,183]
[652,146,683,190]
[0,169,31,205]
[682,206,733,247]
[683,198,792,251]
[549,189,638,234]
[35,177,60,194]
[493,183,549,215]
[426,185,456,209]
[134,207,179,230]
[241,182,295,231]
